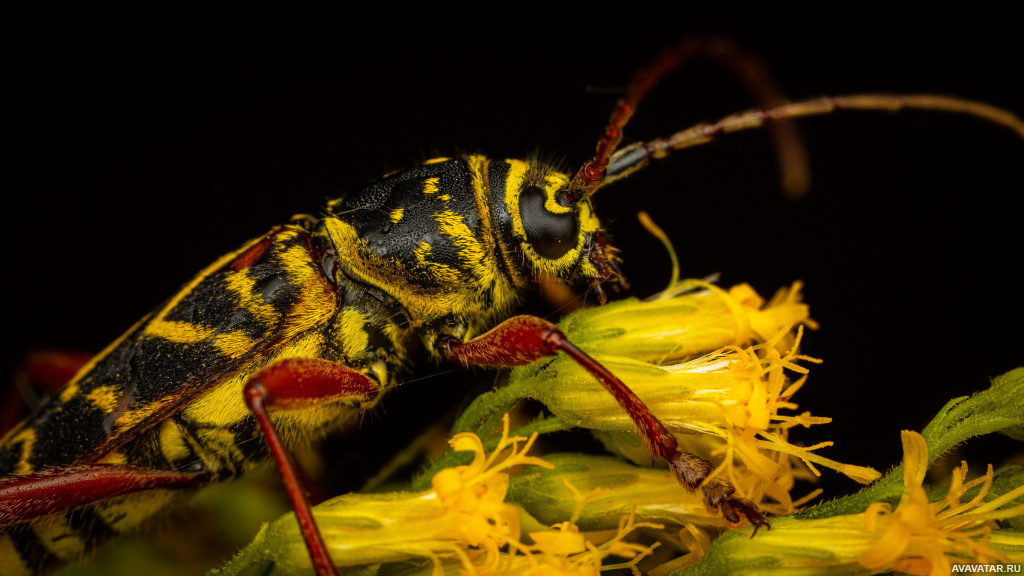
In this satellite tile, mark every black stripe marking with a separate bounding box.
[486,159,520,284]
[231,416,266,468]
[26,394,109,470]
[66,505,117,551]
[121,427,164,470]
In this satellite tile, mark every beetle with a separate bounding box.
[2,19,1024,573]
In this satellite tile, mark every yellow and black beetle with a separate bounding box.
[5,9,1023,576]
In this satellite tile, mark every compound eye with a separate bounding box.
[519,186,579,259]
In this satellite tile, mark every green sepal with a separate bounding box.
[506,453,713,532]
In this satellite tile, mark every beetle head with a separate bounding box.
[504,161,624,303]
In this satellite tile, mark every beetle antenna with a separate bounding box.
[566,37,809,203]
[602,94,1024,184]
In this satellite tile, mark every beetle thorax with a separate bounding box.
[317,156,609,335]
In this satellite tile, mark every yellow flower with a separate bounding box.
[519,319,878,517]
[255,415,552,576]
[497,482,662,576]
[633,212,814,357]
[517,279,877,495]
[668,431,1023,575]
[859,430,1024,575]
[558,279,814,366]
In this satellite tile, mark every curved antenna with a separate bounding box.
[602,94,1024,186]
[565,37,810,203]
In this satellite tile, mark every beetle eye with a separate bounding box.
[519,186,579,259]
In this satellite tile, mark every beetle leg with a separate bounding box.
[243,357,380,576]
[442,314,768,533]
[0,463,210,526]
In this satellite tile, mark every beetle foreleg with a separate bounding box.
[442,314,769,533]
[243,357,380,576]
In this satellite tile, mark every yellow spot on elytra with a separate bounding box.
[143,229,334,362]
[85,385,121,415]
[5,427,37,475]
[271,242,338,344]
[143,317,256,358]
[143,235,269,342]
[423,177,440,194]
[109,394,177,437]
[212,331,257,358]
[389,208,404,223]
[144,320,214,344]
[184,333,326,430]
[438,194,451,201]
[225,268,281,326]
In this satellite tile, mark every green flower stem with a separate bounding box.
[210,524,274,576]
[797,368,1023,520]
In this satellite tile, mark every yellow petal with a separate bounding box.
[860,519,912,568]
[901,430,928,492]
[529,531,587,555]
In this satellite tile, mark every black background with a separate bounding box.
[7,4,1022,504]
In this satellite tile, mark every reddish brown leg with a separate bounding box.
[0,464,209,525]
[443,315,768,533]
[2,350,94,435]
[243,357,380,576]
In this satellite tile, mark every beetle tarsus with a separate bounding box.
[668,446,770,532]
[719,494,770,536]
